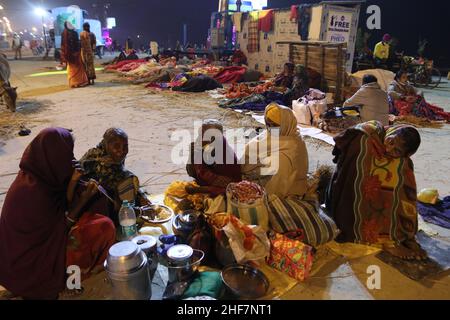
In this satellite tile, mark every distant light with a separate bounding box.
[34,8,47,17]
[0,5,4,10]
[19,32,24,35]
[32,27,38,32]
[137,35,140,38]
[43,24,47,28]
[106,17,116,29]
[3,17,7,21]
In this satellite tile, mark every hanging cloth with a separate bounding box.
[258,9,274,33]
[247,11,260,53]
[290,5,299,22]
[298,5,312,41]
[232,12,244,32]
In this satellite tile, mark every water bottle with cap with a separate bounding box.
[119,200,137,240]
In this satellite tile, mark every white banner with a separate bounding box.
[326,11,353,43]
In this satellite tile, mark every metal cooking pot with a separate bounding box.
[132,235,159,281]
[104,241,151,300]
[105,241,146,274]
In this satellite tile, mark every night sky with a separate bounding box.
[2,0,450,65]
[2,0,217,48]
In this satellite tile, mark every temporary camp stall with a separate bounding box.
[287,41,347,103]
[234,1,363,101]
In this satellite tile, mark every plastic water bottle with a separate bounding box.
[119,200,137,240]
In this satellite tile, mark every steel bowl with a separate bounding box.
[104,241,147,274]
[221,264,270,299]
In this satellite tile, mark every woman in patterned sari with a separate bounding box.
[79,128,151,225]
[80,22,96,85]
[61,21,88,88]
[326,121,427,260]
[388,70,449,121]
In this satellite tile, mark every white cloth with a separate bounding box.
[343,82,390,126]
[350,69,395,92]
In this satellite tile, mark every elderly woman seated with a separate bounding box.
[185,119,242,197]
[241,103,309,199]
[79,128,150,224]
[388,70,449,121]
[274,62,295,88]
[326,120,427,260]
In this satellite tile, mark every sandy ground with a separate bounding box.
[0,57,449,300]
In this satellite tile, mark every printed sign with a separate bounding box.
[51,5,83,49]
[326,11,353,43]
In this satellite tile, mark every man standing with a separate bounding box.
[373,34,391,69]
[12,34,23,60]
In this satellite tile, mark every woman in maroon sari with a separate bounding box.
[186,119,241,197]
[0,128,115,299]
[61,21,89,88]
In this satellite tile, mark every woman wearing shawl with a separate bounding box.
[388,70,450,121]
[274,62,295,88]
[241,103,309,199]
[326,120,427,260]
[185,119,242,197]
[80,22,96,85]
[61,21,89,88]
[79,128,151,225]
[0,128,115,299]
[284,64,310,106]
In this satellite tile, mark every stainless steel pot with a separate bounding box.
[104,241,151,300]
[132,235,158,281]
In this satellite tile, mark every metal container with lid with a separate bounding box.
[167,245,205,283]
[172,210,201,242]
[132,235,158,281]
[167,244,193,266]
[166,244,196,284]
[104,241,151,300]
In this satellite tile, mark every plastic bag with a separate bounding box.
[292,99,312,125]
[222,215,270,264]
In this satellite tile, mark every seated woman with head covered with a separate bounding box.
[186,119,242,197]
[388,70,450,121]
[0,128,115,299]
[326,120,427,260]
[241,103,309,199]
[79,128,151,225]
[274,62,295,88]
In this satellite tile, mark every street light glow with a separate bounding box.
[32,27,38,32]
[34,7,47,17]
[0,5,4,10]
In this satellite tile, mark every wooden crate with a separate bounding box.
[281,41,347,103]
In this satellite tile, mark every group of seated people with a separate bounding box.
[344,69,449,124]
[0,101,428,299]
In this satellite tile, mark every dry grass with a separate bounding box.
[0,99,50,141]
[394,115,446,128]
